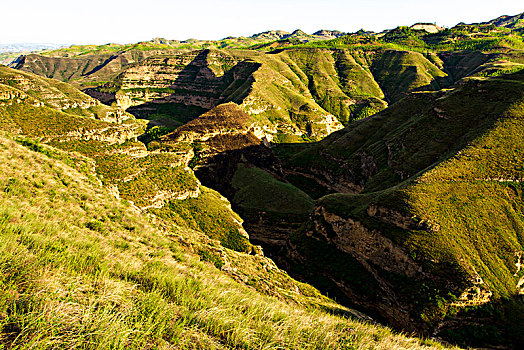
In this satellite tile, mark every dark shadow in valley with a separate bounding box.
[192,141,403,328]
[435,295,524,349]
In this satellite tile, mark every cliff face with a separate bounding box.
[117,50,259,110]
[90,48,346,141]
[12,49,183,87]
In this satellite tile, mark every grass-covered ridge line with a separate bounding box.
[292,23,524,53]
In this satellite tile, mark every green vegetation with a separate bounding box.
[0,62,456,348]
[152,188,252,253]
[232,164,315,220]
[0,134,456,349]
[139,125,176,144]
[296,24,524,53]
[5,13,524,348]
[275,72,524,347]
[0,65,255,265]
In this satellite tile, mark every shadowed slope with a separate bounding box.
[270,73,524,348]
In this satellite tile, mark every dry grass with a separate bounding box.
[0,133,454,349]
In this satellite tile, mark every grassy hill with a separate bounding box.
[0,65,251,254]
[5,12,524,348]
[16,25,524,142]
[0,63,456,349]
[0,132,458,349]
[35,46,459,141]
[264,72,524,348]
[155,55,524,349]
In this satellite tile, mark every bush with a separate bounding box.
[85,220,105,233]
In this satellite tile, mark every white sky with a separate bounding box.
[1,0,522,45]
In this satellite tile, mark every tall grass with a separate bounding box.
[0,134,453,349]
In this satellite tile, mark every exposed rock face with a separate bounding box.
[139,186,201,211]
[291,204,461,330]
[250,30,291,41]
[250,29,346,42]
[113,49,348,140]
[59,124,140,144]
[161,103,279,193]
[313,30,347,39]
[314,206,423,277]
[410,23,444,33]
[159,103,295,251]
[13,49,182,85]
[164,102,268,145]
[117,50,258,110]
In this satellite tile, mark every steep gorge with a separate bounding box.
[168,73,524,348]
[10,28,524,348]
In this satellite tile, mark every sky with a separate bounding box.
[1,0,522,45]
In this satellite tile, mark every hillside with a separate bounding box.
[0,64,266,256]
[14,18,524,143]
[8,28,346,86]
[4,11,524,349]
[191,71,524,348]
[0,132,457,349]
[476,12,524,32]
[0,62,458,349]
[0,43,63,65]
[12,46,466,141]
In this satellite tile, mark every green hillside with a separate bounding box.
[155,54,524,349]
[17,25,524,142]
[0,133,456,349]
[4,11,524,349]
[0,65,250,254]
[266,72,524,348]
[0,63,455,349]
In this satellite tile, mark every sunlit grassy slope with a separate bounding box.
[0,133,456,349]
[274,72,524,347]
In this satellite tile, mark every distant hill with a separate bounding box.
[0,43,64,53]
[410,23,444,33]
[0,43,65,65]
[476,12,524,30]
